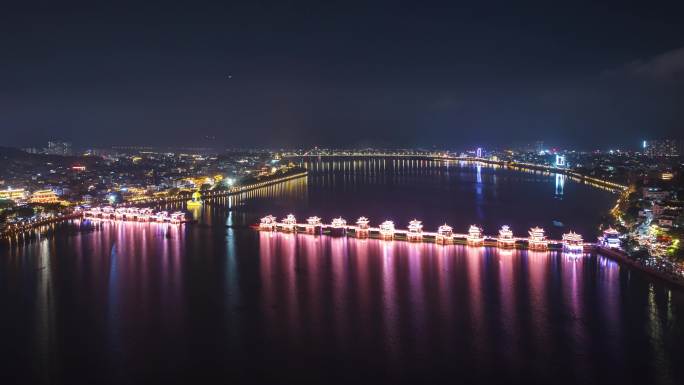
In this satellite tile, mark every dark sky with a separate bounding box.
[1,1,683,150]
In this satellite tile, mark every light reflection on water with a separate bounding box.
[254,230,677,384]
[1,159,683,385]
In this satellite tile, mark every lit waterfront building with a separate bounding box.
[355,217,370,238]
[467,225,484,246]
[281,214,297,232]
[305,216,322,234]
[528,227,548,251]
[497,225,515,248]
[0,188,26,202]
[562,231,584,253]
[379,220,395,240]
[600,227,621,249]
[407,219,423,242]
[435,224,454,244]
[259,215,277,230]
[29,189,59,204]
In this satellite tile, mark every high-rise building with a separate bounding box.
[643,139,681,157]
[45,140,73,156]
[555,154,566,167]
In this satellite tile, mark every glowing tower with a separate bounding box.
[467,225,484,246]
[355,217,370,238]
[435,224,454,244]
[497,225,515,248]
[281,214,297,232]
[330,217,347,236]
[305,216,322,234]
[528,226,548,251]
[407,219,423,242]
[379,220,395,240]
[562,231,584,253]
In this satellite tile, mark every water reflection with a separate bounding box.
[35,238,55,383]
[255,232,671,383]
[2,159,683,385]
[555,173,566,197]
[293,159,616,240]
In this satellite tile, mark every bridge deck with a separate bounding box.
[264,222,592,247]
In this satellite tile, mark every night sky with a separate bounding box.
[1,1,683,149]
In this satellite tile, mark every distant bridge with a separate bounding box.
[282,151,627,192]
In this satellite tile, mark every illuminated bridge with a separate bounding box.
[282,150,627,192]
[257,215,620,253]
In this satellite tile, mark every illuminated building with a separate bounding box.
[0,188,26,202]
[562,231,584,253]
[643,139,681,157]
[155,211,169,222]
[600,227,621,249]
[152,211,169,223]
[407,219,423,242]
[259,215,277,230]
[187,190,203,207]
[527,227,548,251]
[379,220,395,240]
[435,224,454,244]
[29,189,59,204]
[139,208,155,221]
[467,225,484,246]
[661,172,674,181]
[305,216,322,234]
[355,217,370,238]
[102,206,115,218]
[281,214,297,232]
[84,207,101,218]
[331,217,347,236]
[497,225,515,248]
[642,187,670,201]
[45,140,72,156]
[125,207,140,220]
[555,154,566,167]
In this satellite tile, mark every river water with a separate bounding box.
[1,159,682,385]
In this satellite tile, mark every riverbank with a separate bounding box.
[287,154,628,192]
[441,156,627,193]
[123,169,308,207]
[595,245,684,289]
[1,170,308,242]
[0,212,83,242]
